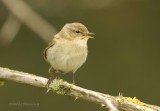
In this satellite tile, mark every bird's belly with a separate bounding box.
[47,44,87,73]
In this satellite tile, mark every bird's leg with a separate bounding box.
[46,73,59,93]
[46,67,58,89]
[72,73,75,84]
[47,74,57,88]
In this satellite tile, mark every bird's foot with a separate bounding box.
[46,75,56,93]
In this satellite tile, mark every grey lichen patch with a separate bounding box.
[50,79,67,95]
[117,97,149,111]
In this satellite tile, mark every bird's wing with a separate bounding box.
[43,39,55,61]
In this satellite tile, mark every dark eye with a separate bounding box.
[75,30,81,33]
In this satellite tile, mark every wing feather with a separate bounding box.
[43,40,55,60]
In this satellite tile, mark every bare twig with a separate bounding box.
[0,67,159,111]
[1,0,57,43]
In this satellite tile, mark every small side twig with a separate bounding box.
[0,67,159,111]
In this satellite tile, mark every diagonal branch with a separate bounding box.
[0,14,21,46]
[1,0,57,43]
[0,67,159,111]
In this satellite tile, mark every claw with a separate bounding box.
[74,97,79,101]
[46,82,51,93]
[45,88,51,94]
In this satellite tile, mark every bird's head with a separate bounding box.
[58,23,94,40]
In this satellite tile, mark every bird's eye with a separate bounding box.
[75,30,81,33]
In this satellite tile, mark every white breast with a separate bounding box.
[46,38,88,73]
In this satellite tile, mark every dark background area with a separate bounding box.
[0,0,160,111]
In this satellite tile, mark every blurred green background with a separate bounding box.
[0,0,160,111]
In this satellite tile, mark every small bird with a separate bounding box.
[44,23,94,86]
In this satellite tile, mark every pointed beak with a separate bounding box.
[87,32,95,36]
[83,32,95,39]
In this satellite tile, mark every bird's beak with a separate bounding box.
[83,32,95,39]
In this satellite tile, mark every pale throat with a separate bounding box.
[73,37,88,47]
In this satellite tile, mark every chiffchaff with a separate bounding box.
[44,23,94,86]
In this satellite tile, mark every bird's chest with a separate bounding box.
[60,42,88,65]
[47,40,88,72]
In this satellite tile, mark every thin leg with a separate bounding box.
[72,73,75,84]
[47,74,58,88]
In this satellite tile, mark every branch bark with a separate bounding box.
[0,67,159,111]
